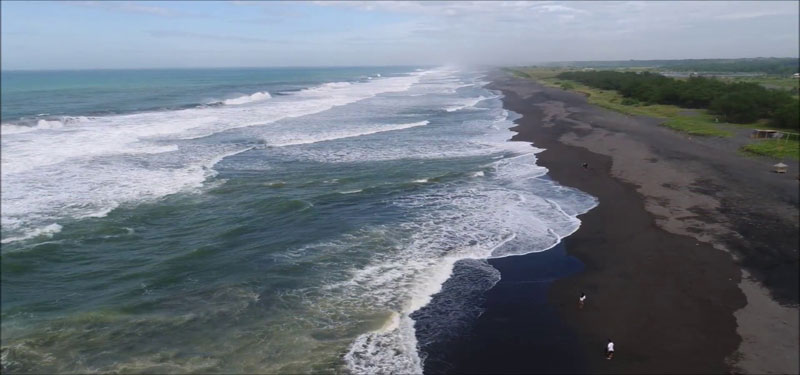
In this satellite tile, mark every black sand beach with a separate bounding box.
[421,72,799,374]
[417,244,587,374]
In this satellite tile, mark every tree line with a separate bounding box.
[557,71,799,130]
[663,58,799,75]
[545,58,799,75]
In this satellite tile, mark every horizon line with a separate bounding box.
[2,56,797,73]
[0,64,441,73]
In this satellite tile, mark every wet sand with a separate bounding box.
[419,244,588,374]
[422,72,798,373]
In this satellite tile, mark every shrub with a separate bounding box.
[772,100,800,130]
[557,70,798,128]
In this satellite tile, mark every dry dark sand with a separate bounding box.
[423,72,799,374]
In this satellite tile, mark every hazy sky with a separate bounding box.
[2,1,798,70]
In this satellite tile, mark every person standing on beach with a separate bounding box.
[606,339,615,360]
[578,292,586,309]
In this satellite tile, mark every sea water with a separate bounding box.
[0,66,596,373]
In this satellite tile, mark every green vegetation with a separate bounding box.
[559,81,575,90]
[664,58,799,75]
[722,76,800,92]
[557,70,799,129]
[742,139,800,160]
[511,67,735,137]
[511,68,564,83]
[772,100,799,129]
[502,68,531,79]
[662,115,732,137]
[509,66,800,159]
[544,57,799,75]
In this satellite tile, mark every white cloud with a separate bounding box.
[715,10,787,20]
[70,1,199,17]
[148,30,287,44]
[535,4,586,14]
[3,1,798,69]
[313,0,798,64]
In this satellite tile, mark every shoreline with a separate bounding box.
[422,71,798,373]
[417,244,589,374]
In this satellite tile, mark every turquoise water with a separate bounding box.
[1,67,596,373]
[0,67,417,120]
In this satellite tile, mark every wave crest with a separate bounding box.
[1,117,90,135]
[222,91,271,105]
[267,120,430,147]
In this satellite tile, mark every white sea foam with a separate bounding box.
[1,144,253,247]
[344,314,422,374]
[2,73,425,174]
[1,123,39,135]
[297,81,352,95]
[444,95,497,112]
[282,103,535,164]
[1,68,598,374]
[266,120,430,147]
[222,91,271,105]
[34,119,65,129]
[339,178,595,373]
[337,81,596,374]
[0,223,62,244]
[1,71,429,243]
[1,117,91,135]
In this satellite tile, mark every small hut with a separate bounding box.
[751,129,781,139]
[773,162,788,173]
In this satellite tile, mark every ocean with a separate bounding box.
[0,66,596,373]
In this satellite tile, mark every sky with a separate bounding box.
[1,1,798,70]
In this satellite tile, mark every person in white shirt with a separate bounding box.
[578,292,586,309]
[606,339,615,360]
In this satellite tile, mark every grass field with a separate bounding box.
[742,139,800,160]
[662,115,732,137]
[722,76,799,92]
[507,67,800,159]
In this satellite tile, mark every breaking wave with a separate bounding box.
[221,91,272,105]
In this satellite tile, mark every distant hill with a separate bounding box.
[541,58,799,75]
